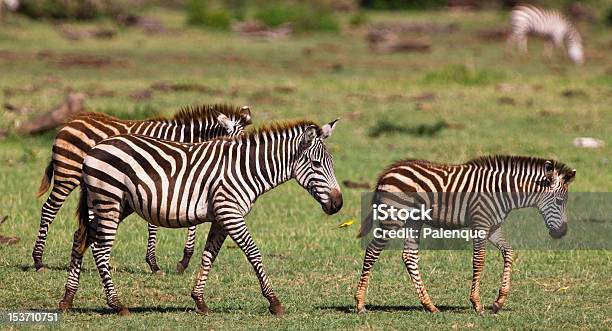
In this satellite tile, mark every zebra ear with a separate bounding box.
[239,106,252,123]
[217,114,233,131]
[563,169,576,184]
[320,118,339,139]
[544,161,554,179]
[300,126,318,149]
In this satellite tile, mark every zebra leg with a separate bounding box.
[145,223,163,275]
[191,222,227,314]
[92,213,128,315]
[177,226,197,274]
[543,40,554,59]
[33,181,77,271]
[354,235,391,314]
[222,218,283,316]
[401,226,439,313]
[469,235,488,314]
[58,210,94,311]
[488,228,514,313]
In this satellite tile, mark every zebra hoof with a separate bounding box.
[491,302,503,314]
[269,303,284,316]
[118,307,130,316]
[58,300,72,311]
[176,262,186,274]
[35,266,47,273]
[154,269,165,276]
[356,306,367,314]
[194,302,209,315]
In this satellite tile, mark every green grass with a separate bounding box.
[0,8,611,330]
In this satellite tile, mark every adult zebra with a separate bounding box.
[507,4,584,64]
[34,104,252,273]
[58,119,343,315]
[355,156,576,314]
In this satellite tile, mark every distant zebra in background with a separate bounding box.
[58,119,342,315]
[507,5,584,64]
[355,156,576,314]
[34,104,252,273]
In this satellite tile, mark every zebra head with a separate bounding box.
[216,106,252,137]
[536,161,576,239]
[293,119,343,215]
[567,41,584,65]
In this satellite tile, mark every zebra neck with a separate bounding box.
[235,130,302,199]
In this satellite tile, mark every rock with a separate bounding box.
[573,137,605,148]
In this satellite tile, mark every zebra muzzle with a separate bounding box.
[549,222,567,239]
[323,188,343,215]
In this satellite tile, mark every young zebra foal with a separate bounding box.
[355,156,576,314]
[507,4,584,64]
[59,119,343,315]
[34,104,252,273]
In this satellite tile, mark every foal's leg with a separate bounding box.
[401,223,438,312]
[191,222,227,314]
[91,208,128,315]
[470,233,489,313]
[177,225,197,274]
[58,209,95,310]
[354,233,391,314]
[145,223,163,274]
[488,227,514,313]
[33,180,78,271]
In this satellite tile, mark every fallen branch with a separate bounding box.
[16,93,86,135]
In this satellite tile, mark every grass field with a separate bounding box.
[0,7,611,330]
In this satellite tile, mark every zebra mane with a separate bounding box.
[168,104,248,122]
[466,155,572,174]
[216,119,319,141]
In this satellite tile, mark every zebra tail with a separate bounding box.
[36,161,54,197]
[357,210,373,239]
[75,185,90,254]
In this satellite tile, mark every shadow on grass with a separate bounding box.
[69,305,249,315]
[18,264,181,275]
[317,304,507,314]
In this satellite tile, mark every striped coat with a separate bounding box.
[507,5,584,64]
[33,104,252,273]
[355,156,576,314]
[58,120,343,315]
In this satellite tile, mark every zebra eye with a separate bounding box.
[555,198,564,206]
[312,160,322,168]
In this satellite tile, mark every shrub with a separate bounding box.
[606,6,612,26]
[349,11,368,27]
[18,0,101,20]
[186,0,233,30]
[254,1,340,32]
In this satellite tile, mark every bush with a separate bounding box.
[349,11,368,27]
[606,6,612,26]
[254,1,340,32]
[18,0,101,20]
[186,0,233,30]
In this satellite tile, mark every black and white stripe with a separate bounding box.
[34,104,252,273]
[507,5,584,64]
[58,119,343,315]
[355,156,576,314]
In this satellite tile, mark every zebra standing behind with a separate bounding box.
[34,104,252,274]
[355,156,576,314]
[507,4,584,64]
[58,119,343,315]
